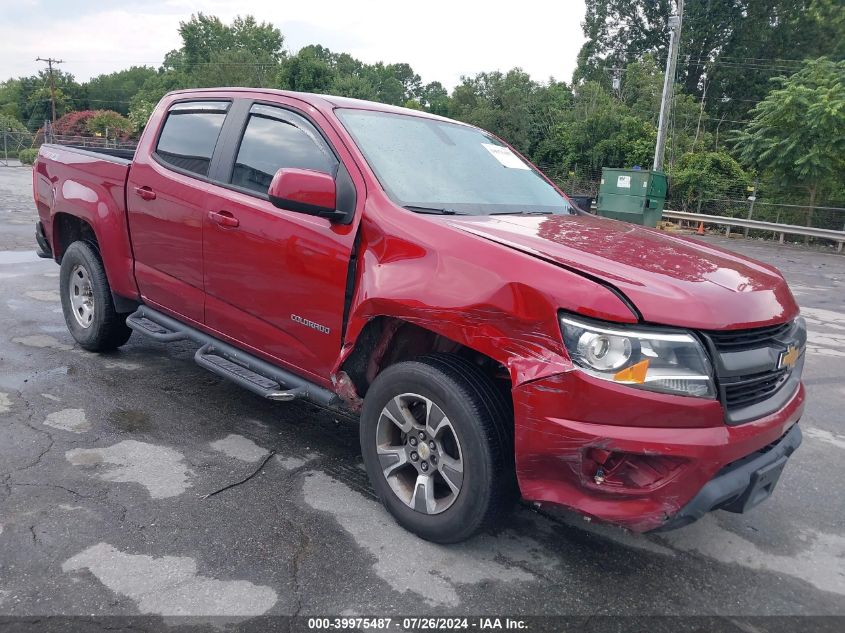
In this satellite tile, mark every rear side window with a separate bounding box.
[155,101,229,177]
[230,104,337,195]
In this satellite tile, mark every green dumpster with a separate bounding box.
[595,168,668,228]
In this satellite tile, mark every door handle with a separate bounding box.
[134,186,156,201]
[208,210,239,228]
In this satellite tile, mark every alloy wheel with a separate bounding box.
[375,392,464,514]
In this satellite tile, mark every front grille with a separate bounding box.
[701,318,805,424]
[722,368,790,409]
[707,322,792,352]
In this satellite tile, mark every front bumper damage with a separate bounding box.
[512,370,805,532]
[654,423,802,531]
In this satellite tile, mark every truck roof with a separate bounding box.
[165,87,463,125]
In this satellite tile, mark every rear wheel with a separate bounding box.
[360,354,515,543]
[59,241,132,351]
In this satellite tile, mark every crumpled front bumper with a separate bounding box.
[512,370,805,532]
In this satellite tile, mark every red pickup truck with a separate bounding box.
[32,88,805,542]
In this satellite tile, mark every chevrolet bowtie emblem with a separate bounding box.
[778,344,802,370]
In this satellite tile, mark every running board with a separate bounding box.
[126,313,187,341]
[126,306,337,406]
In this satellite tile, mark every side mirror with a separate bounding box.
[267,168,340,219]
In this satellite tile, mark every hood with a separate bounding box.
[447,214,799,330]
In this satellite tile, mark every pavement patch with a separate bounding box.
[107,409,151,433]
[209,434,269,463]
[277,453,319,470]
[25,289,60,302]
[44,408,91,434]
[803,426,845,450]
[12,334,73,351]
[62,543,278,617]
[66,440,193,498]
[103,360,142,371]
[0,250,40,265]
[801,307,845,357]
[660,514,845,596]
[302,471,539,607]
[0,392,11,413]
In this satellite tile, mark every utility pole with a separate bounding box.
[744,178,759,238]
[35,57,64,123]
[652,0,683,172]
[609,67,624,98]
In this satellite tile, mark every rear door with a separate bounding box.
[202,99,361,383]
[126,100,229,323]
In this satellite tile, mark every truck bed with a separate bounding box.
[46,144,136,164]
[34,142,139,302]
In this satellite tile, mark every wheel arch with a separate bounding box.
[337,316,513,407]
[52,212,139,313]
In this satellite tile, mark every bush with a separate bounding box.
[85,110,134,138]
[53,110,99,137]
[18,148,38,164]
[670,151,751,210]
[53,109,136,141]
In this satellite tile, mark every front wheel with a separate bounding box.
[360,354,516,543]
[59,241,132,352]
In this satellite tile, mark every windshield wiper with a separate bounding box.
[403,205,462,215]
[489,210,554,216]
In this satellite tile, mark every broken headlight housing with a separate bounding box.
[560,314,715,398]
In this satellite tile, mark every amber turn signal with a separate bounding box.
[613,359,649,383]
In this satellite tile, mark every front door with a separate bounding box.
[126,100,230,324]
[202,101,360,383]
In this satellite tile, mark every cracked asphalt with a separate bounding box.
[0,162,843,628]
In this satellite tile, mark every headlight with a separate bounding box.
[560,314,715,398]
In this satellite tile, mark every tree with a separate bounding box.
[574,0,844,122]
[735,58,845,231]
[0,80,23,120]
[0,113,32,155]
[85,67,157,115]
[419,81,450,115]
[7,70,86,129]
[178,13,284,70]
[278,47,335,93]
[127,69,189,130]
[707,0,845,122]
[575,0,673,86]
[190,49,278,88]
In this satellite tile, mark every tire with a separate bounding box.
[59,241,132,352]
[360,353,516,543]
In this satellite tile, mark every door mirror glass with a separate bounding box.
[268,168,338,218]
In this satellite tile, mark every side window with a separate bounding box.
[155,101,229,177]
[230,104,337,195]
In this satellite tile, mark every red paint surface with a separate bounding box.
[33,88,805,531]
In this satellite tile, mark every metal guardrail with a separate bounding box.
[662,210,845,253]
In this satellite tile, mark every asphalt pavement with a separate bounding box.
[0,162,843,629]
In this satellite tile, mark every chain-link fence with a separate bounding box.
[1,122,139,166]
[42,120,138,151]
[0,130,35,163]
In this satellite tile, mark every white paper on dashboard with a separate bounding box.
[482,143,530,169]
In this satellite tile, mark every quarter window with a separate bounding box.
[231,105,337,195]
[155,102,228,177]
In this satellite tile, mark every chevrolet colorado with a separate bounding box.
[32,89,805,542]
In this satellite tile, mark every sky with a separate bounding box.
[0,0,587,89]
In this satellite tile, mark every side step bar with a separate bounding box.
[126,305,336,406]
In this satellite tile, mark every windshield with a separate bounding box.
[336,109,572,216]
